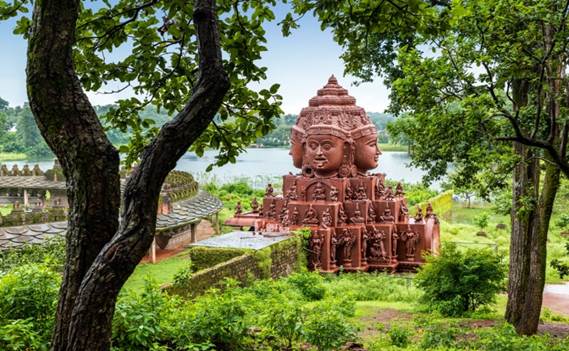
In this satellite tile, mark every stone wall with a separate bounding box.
[166,236,305,298]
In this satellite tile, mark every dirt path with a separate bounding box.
[542,292,569,316]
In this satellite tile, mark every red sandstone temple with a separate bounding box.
[226,76,440,272]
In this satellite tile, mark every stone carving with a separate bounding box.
[11,165,20,176]
[425,202,434,219]
[268,201,276,219]
[251,198,259,213]
[338,204,348,224]
[312,182,326,200]
[32,164,43,176]
[369,227,387,260]
[309,231,323,268]
[22,165,31,176]
[303,206,319,225]
[402,228,418,260]
[367,205,377,223]
[384,186,394,201]
[281,210,290,227]
[0,165,8,176]
[265,183,274,197]
[395,182,405,197]
[229,76,440,272]
[392,232,399,258]
[340,229,354,262]
[380,208,395,223]
[291,207,300,225]
[234,202,243,216]
[321,207,332,228]
[329,186,339,201]
[350,204,365,224]
[356,183,367,200]
[414,206,424,223]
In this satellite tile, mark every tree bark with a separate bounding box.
[26,0,120,347]
[26,0,229,350]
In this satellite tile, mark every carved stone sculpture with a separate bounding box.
[403,228,418,260]
[265,183,274,197]
[380,208,395,223]
[251,197,259,213]
[340,229,354,262]
[303,206,319,225]
[350,204,365,224]
[392,232,399,258]
[384,186,394,201]
[367,205,377,223]
[312,182,326,200]
[321,207,332,228]
[395,182,405,197]
[338,204,348,224]
[329,186,339,201]
[356,183,367,200]
[234,202,243,216]
[414,206,424,223]
[291,207,300,225]
[309,231,323,268]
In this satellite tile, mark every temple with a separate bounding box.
[226,76,440,272]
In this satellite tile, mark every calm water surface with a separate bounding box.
[8,148,431,187]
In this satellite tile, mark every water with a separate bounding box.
[544,283,569,296]
[4,148,431,187]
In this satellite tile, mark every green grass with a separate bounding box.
[0,152,27,161]
[122,249,191,292]
[379,143,408,152]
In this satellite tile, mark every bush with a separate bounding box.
[0,264,60,328]
[261,297,304,349]
[286,272,326,301]
[415,242,506,316]
[474,213,490,230]
[0,237,65,275]
[303,308,356,351]
[387,325,411,348]
[556,213,569,229]
[0,319,48,351]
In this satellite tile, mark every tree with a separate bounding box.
[295,0,569,335]
[1,0,283,349]
[0,97,8,110]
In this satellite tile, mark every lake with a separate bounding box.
[6,148,433,188]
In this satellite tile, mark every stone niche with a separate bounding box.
[229,75,440,273]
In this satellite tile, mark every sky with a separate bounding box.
[0,4,390,115]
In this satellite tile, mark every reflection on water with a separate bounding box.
[7,148,434,187]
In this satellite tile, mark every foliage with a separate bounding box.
[416,242,506,316]
[387,325,411,348]
[0,103,52,158]
[325,272,420,302]
[0,236,65,275]
[303,307,356,351]
[474,213,490,231]
[285,272,326,301]
[0,263,60,344]
[187,247,245,272]
[556,214,569,230]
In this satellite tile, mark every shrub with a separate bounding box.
[0,319,48,351]
[415,242,506,316]
[0,264,60,330]
[286,272,326,301]
[0,237,65,275]
[303,308,356,351]
[555,213,569,229]
[261,297,304,349]
[474,213,490,231]
[387,325,411,348]
[420,323,459,349]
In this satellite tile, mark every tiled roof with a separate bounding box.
[0,176,66,190]
[0,191,223,250]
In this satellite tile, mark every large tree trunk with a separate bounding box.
[27,0,229,350]
[26,0,121,347]
[505,142,539,328]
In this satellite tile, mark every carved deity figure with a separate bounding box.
[10,164,19,176]
[392,232,399,258]
[369,227,387,260]
[303,206,319,225]
[321,208,332,228]
[265,183,274,197]
[329,186,339,201]
[350,205,365,224]
[399,202,409,222]
[234,202,243,216]
[414,206,424,223]
[281,211,291,227]
[268,201,276,219]
[384,186,394,201]
[367,205,377,223]
[287,182,298,200]
[330,232,338,264]
[425,202,434,219]
[309,232,323,268]
[312,182,327,200]
[356,183,367,200]
[345,184,354,200]
[338,204,348,224]
[291,207,300,225]
[280,202,289,222]
[0,165,8,176]
[380,208,395,223]
[395,182,405,197]
[340,229,354,262]
[403,229,418,260]
[251,198,259,213]
[375,178,385,199]
[361,228,369,261]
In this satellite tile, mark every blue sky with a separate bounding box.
[0,4,390,114]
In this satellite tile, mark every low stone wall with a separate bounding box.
[166,235,305,298]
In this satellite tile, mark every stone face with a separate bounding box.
[225,76,440,273]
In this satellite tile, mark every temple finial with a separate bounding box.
[328,74,338,84]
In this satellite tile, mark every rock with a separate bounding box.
[476,231,487,237]
[496,223,507,230]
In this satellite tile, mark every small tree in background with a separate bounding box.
[416,243,506,317]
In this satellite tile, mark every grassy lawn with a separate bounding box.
[0,152,27,161]
[122,249,192,292]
